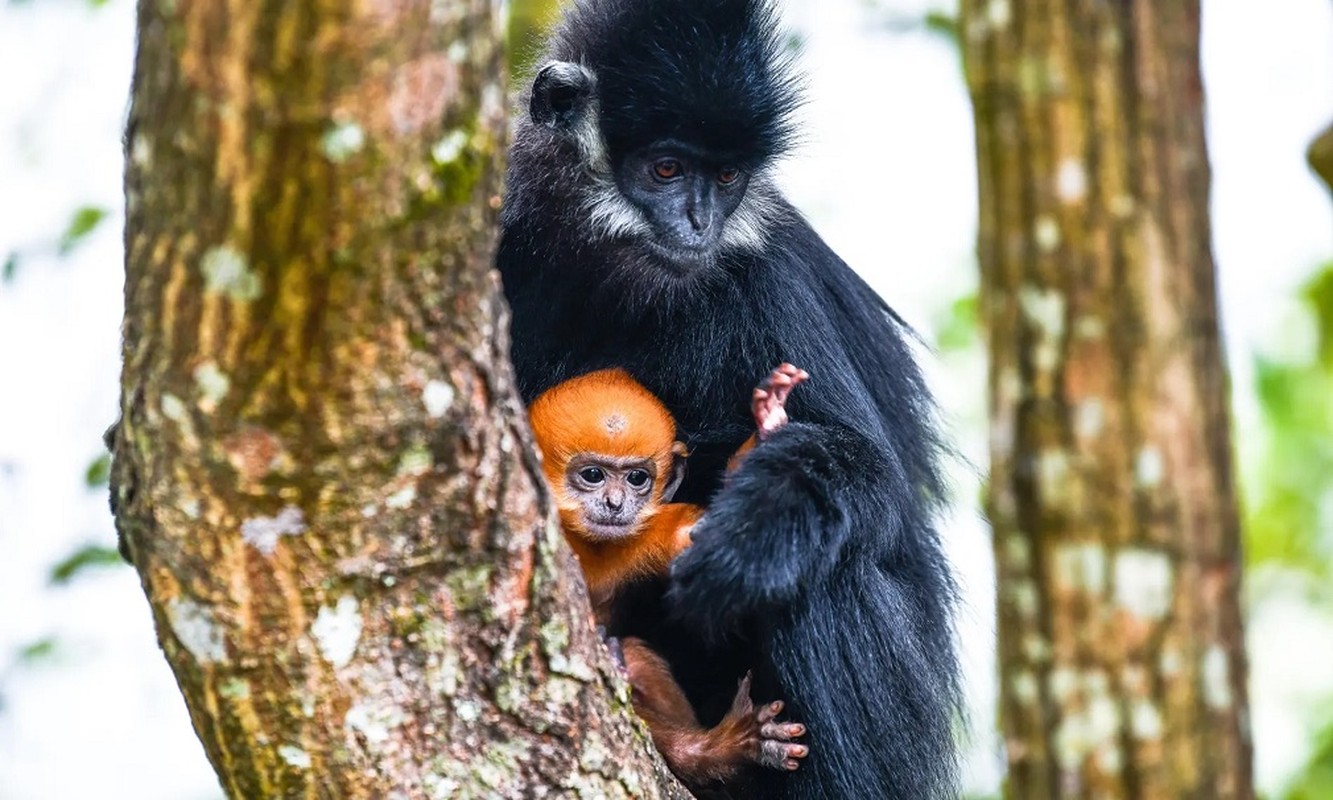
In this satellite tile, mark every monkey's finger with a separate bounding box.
[760,721,805,740]
[756,699,784,723]
[728,671,756,715]
[758,740,807,771]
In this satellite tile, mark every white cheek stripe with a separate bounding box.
[581,172,786,250]
[721,177,786,250]
[584,180,654,241]
[549,63,786,252]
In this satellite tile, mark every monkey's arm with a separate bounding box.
[667,420,892,639]
[619,638,807,789]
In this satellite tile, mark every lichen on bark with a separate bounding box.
[111,1,689,796]
[962,1,1254,797]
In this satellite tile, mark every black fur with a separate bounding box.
[544,0,800,165]
[498,2,962,798]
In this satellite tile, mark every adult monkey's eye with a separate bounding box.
[653,158,683,180]
[579,467,605,484]
[717,166,741,185]
[626,469,651,488]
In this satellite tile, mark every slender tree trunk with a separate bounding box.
[110,1,687,796]
[961,2,1253,797]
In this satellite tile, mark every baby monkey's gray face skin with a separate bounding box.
[565,454,658,541]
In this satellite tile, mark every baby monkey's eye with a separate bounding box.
[626,469,651,488]
[579,467,605,484]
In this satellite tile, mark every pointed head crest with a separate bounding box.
[528,369,681,495]
[545,0,802,166]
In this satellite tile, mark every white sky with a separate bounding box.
[0,0,1330,797]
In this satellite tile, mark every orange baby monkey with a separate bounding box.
[528,369,701,606]
[528,364,810,791]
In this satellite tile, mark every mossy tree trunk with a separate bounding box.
[961,2,1254,798]
[110,1,687,797]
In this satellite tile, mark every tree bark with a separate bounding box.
[961,2,1253,798]
[110,1,688,797]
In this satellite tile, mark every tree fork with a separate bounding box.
[110,0,688,796]
[961,1,1254,797]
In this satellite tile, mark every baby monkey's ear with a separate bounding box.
[661,441,690,503]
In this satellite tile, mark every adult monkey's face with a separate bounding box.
[614,143,751,258]
[527,60,785,272]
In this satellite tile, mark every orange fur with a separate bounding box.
[528,369,701,598]
[528,368,807,791]
[727,433,759,473]
[564,501,702,597]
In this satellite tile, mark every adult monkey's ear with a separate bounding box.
[662,441,689,503]
[530,61,597,130]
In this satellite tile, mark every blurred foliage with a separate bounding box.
[507,0,562,79]
[85,452,111,488]
[0,637,63,715]
[1244,261,1333,585]
[17,637,59,665]
[2,205,110,282]
[1286,707,1333,800]
[1262,262,1333,800]
[49,544,123,585]
[875,4,961,65]
[934,292,979,353]
[57,205,109,256]
[920,10,960,46]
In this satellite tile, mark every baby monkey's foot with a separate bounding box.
[729,672,809,771]
[752,363,809,441]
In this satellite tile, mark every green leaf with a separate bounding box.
[1284,707,1333,799]
[922,11,961,46]
[57,206,109,256]
[1244,260,1333,578]
[49,544,124,585]
[935,293,979,352]
[85,452,111,488]
[2,252,16,283]
[1303,261,1333,366]
[17,637,59,664]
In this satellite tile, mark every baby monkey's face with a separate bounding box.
[564,453,657,541]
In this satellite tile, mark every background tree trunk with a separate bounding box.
[110,1,687,796]
[961,2,1254,797]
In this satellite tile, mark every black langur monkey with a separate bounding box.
[497,1,962,798]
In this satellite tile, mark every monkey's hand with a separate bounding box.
[721,672,809,772]
[668,421,881,639]
[752,363,809,441]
